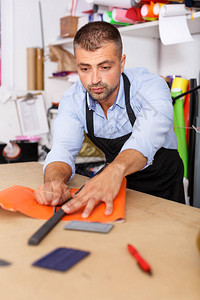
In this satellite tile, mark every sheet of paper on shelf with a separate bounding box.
[159,4,193,45]
[16,94,49,136]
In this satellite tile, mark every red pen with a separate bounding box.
[127,244,153,275]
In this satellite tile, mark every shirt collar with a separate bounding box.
[115,74,125,109]
[87,74,125,111]
[87,93,96,111]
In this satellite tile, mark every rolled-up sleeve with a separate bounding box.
[121,71,175,166]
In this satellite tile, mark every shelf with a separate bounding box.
[48,74,79,84]
[48,76,69,80]
[48,37,74,46]
[119,20,160,39]
[119,10,200,38]
[187,10,200,35]
[49,10,200,46]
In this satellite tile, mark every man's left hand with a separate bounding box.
[62,165,123,218]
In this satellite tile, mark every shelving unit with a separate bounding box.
[44,8,200,114]
[186,10,200,35]
[44,9,200,108]
[44,8,200,154]
[49,37,74,46]
[119,10,200,38]
[48,10,200,46]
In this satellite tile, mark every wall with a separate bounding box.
[159,34,200,80]
[0,0,70,143]
[0,0,199,144]
[122,36,159,74]
[1,0,69,90]
[2,0,41,90]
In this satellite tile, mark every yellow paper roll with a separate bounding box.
[171,77,189,103]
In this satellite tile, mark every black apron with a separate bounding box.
[86,73,185,204]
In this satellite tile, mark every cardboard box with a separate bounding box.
[60,16,79,38]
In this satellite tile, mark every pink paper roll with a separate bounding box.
[112,8,133,24]
[112,7,143,24]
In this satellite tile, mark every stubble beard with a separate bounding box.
[87,82,119,101]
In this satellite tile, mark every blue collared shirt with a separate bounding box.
[44,67,177,179]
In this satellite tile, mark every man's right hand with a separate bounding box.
[34,180,71,206]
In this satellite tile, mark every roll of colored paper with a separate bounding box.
[184,84,190,149]
[153,3,165,16]
[141,1,158,20]
[172,88,188,178]
[27,48,36,90]
[112,8,133,23]
[126,7,143,22]
[103,11,131,25]
[112,7,142,24]
[136,0,168,4]
[93,4,113,14]
[171,77,189,103]
[36,48,44,90]
[188,78,198,205]
[166,75,181,88]
[87,0,134,9]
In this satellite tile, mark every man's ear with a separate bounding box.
[121,54,126,73]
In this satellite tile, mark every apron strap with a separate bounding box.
[86,95,94,137]
[122,73,136,126]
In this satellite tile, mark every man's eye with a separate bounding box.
[81,68,88,72]
[101,66,110,70]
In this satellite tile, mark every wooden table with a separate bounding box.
[0,162,200,300]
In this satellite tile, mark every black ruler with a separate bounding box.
[28,186,83,246]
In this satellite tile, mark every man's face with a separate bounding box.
[75,43,126,104]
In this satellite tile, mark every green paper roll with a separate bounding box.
[103,11,131,26]
[172,88,188,178]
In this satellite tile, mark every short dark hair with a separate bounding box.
[73,21,122,58]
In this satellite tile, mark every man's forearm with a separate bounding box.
[44,161,72,183]
[110,149,147,178]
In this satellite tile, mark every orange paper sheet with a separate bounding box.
[0,178,126,222]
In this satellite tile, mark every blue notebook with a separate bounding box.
[32,247,90,272]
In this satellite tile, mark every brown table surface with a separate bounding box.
[0,162,200,300]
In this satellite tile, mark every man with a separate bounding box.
[35,21,185,218]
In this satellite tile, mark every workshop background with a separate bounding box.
[0,0,199,206]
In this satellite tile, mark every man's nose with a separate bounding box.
[91,70,101,85]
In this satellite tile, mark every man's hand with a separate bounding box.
[34,180,71,206]
[62,163,124,218]
[36,150,146,217]
[34,161,72,206]
[62,149,147,218]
